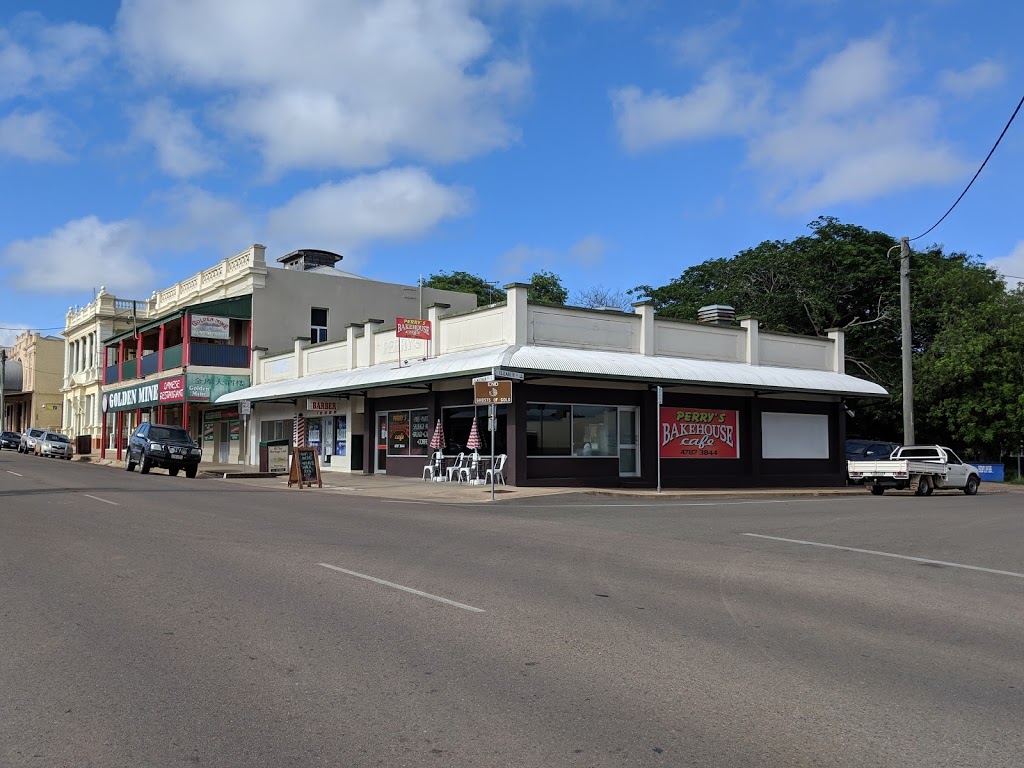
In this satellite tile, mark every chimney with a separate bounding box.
[697,304,736,326]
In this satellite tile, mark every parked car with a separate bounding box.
[0,431,21,449]
[848,445,981,496]
[18,428,45,454]
[35,431,74,459]
[845,439,900,483]
[125,423,202,477]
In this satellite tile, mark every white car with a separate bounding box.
[35,431,74,460]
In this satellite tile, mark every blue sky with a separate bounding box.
[2,0,1022,345]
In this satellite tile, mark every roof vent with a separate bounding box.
[277,249,343,271]
[697,304,736,325]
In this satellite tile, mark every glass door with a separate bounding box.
[375,413,388,473]
[618,407,639,477]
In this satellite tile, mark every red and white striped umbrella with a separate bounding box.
[428,419,446,451]
[466,417,483,451]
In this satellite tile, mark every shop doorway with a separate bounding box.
[618,407,639,477]
[218,422,230,463]
[375,413,387,473]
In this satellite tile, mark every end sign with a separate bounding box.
[474,379,512,405]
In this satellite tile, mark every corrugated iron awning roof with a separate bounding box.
[215,344,888,405]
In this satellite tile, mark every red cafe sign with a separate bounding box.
[159,376,186,403]
[660,407,739,459]
[396,317,431,340]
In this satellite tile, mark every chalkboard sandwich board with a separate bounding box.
[288,446,323,489]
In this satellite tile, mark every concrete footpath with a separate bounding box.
[66,453,1020,504]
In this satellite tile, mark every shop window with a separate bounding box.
[442,405,507,457]
[260,419,292,442]
[384,409,429,456]
[527,403,619,457]
[310,307,328,344]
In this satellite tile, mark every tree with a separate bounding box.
[632,216,1016,450]
[528,270,567,305]
[573,285,634,312]
[423,271,504,307]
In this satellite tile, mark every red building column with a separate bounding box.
[182,314,190,366]
[100,409,107,459]
[118,340,125,381]
[158,323,166,371]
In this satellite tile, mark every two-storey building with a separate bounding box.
[3,332,64,434]
[99,244,477,466]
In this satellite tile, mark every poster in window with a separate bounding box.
[229,420,240,441]
[388,411,410,455]
[660,407,739,459]
[410,409,430,457]
[334,415,347,457]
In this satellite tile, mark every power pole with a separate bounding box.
[899,236,915,445]
[1,348,7,432]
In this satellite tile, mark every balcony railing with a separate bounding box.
[163,344,183,369]
[104,364,118,384]
[188,343,250,368]
[140,353,160,377]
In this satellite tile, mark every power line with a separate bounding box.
[910,92,1024,242]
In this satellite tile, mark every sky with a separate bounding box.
[2,0,1023,346]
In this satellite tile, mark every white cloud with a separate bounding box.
[130,98,219,178]
[117,0,529,174]
[613,33,971,212]
[0,14,110,99]
[0,324,31,347]
[569,235,608,266]
[3,216,156,295]
[671,17,742,67]
[266,167,472,254]
[940,59,1005,96]
[0,110,67,161]
[149,186,254,254]
[612,67,768,152]
[987,242,1024,290]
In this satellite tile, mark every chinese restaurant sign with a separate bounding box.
[396,317,431,340]
[660,407,740,459]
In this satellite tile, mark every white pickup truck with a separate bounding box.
[847,445,981,496]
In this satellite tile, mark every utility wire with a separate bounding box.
[911,93,1024,242]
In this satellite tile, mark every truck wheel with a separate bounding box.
[963,475,979,496]
[126,456,136,471]
[169,468,180,477]
[140,458,151,474]
[914,477,933,496]
[870,486,885,496]
[185,465,198,479]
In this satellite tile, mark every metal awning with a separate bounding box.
[215,344,888,405]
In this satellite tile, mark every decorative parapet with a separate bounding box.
[152,244,267,313]
[65,290,153,331]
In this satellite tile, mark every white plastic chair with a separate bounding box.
[458,453,478,484]
[445,452,466,482]
[422,451,444,481]
[484,454,507,485]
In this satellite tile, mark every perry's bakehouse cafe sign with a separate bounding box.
[659,407,740,459]
[395,317,431,340]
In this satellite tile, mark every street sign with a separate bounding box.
[474,379,512,405]
[656,386,663,405]
[472,374,496,384]
[239,399,252,415]
[491,368,524,381]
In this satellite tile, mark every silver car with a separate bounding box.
[36,431,74,459]
[18,428,45,453]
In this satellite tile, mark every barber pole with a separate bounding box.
[294,414,305,448]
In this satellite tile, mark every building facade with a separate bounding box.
[217,283,888,488]
[98,244,477,465]
[62,288,152,450]
[3,332,64,434]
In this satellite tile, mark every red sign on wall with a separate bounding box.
[158,376,186,403]
[396,317,432,340]
[660,407,740,459]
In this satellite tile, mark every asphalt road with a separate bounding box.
[2,449,1022,767]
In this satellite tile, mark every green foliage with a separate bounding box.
[634,216,1024,456]
[423,271,505,307]
[528,270,568,305]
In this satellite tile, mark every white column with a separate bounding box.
[632,301,655,356]
[63,339,71,381]
[503,283,529,345]
[427,303,449,358]
[740,316,760,365]
[827,328,845,374]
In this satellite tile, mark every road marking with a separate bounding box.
[743,533,1024,579]
[83,494,119,506]
[318,563,485,612]
[6,470,23,476]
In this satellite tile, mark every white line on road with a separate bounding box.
[743,533,1024,579]
[82,494,119,506]
[318,563,485,612]
[6,470,23,476]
